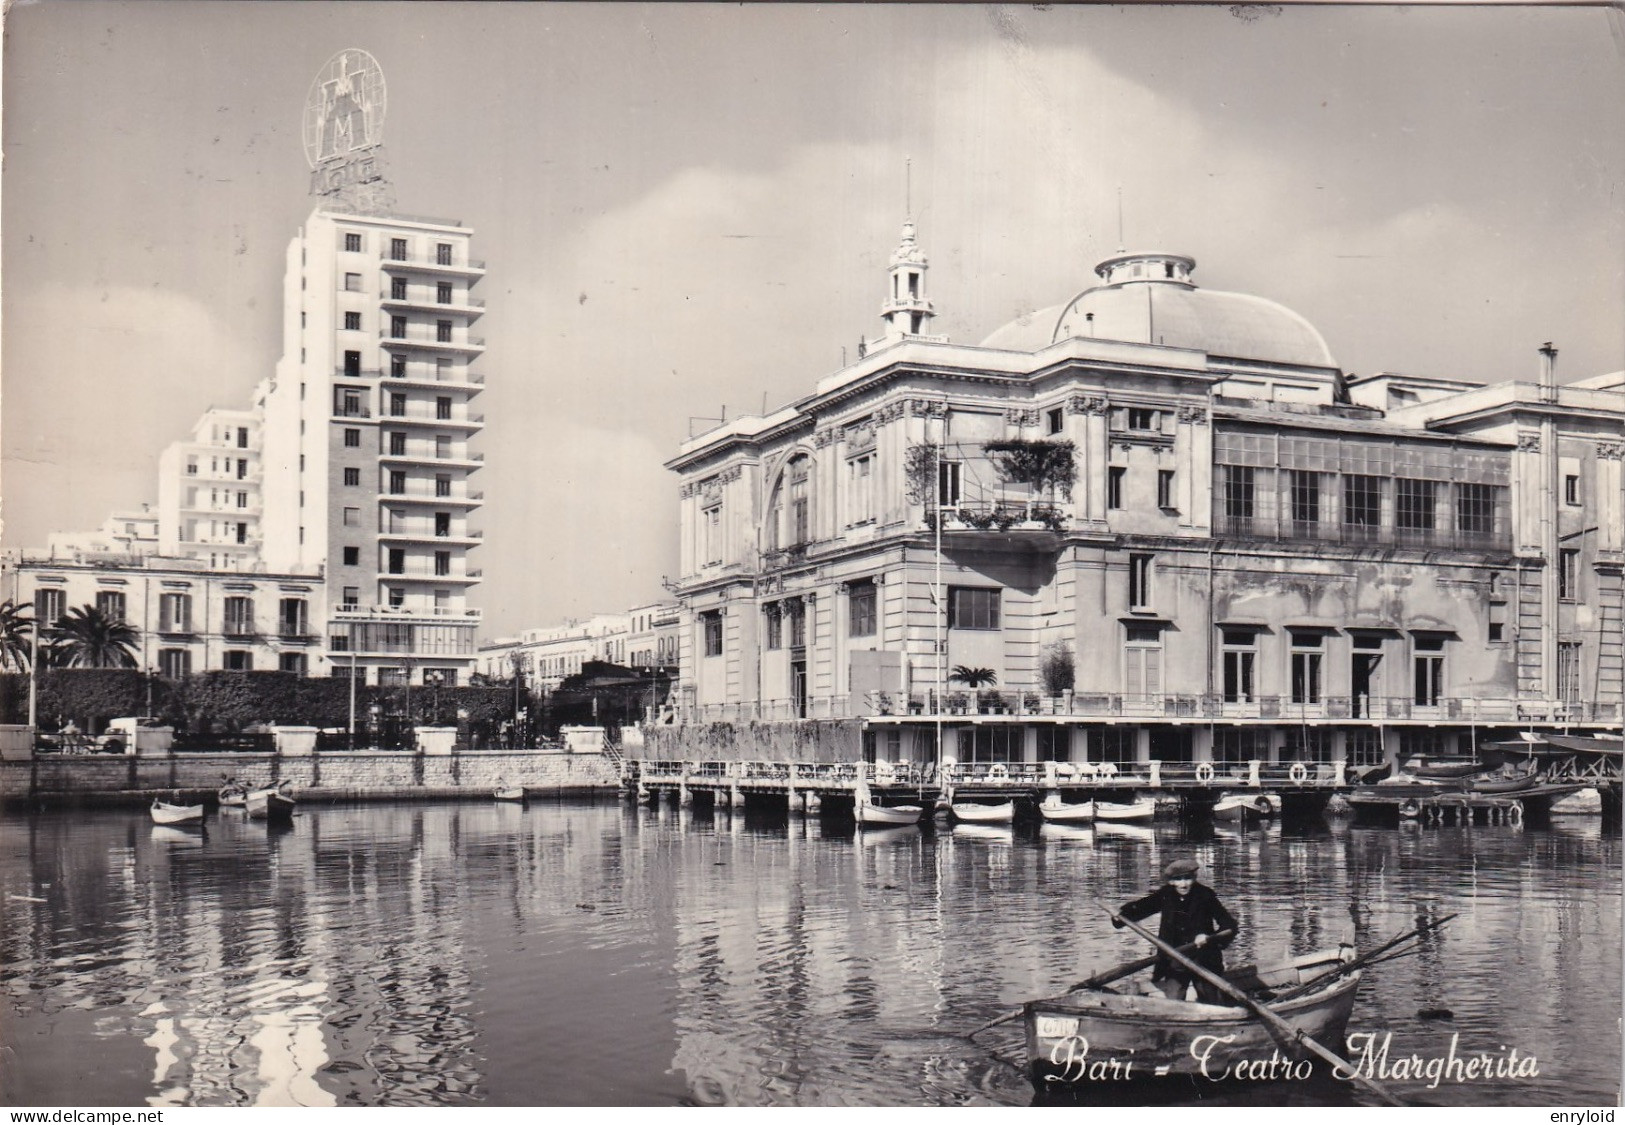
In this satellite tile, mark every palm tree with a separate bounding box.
[49,604,140,669]
[0,600,35,672]
[948,665,998,689]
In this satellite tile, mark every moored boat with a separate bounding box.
[151,799,205,826]
[1038,796,1096,823]
[1023,947,1360,1089]
[1211,792,1276,821]
[951,801,1015,824]
[246,781,296,821]
[218,781,249,808]
[1410,759,1492,780]
[493,781,525,801]
[1092,798,1156,823]
[1472,772,1542,794]
[856,800,923,826]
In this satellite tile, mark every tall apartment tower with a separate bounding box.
[156,402,265,568]
[258,50,485,685]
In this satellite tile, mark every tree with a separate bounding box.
[48,604,139,669]
[0,600,35,672]
[1039,642,1075,696]
[949,665,998,688]
[983,439,1076,519]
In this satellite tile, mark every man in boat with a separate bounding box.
[1113,859,1238,1004]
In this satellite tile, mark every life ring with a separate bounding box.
[1195,762,1215,785]
[1255,795,1273,814]
[1289,762,1308,785]
[1399,798,1421,819]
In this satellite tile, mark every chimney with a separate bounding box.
[1538,342,1558,388]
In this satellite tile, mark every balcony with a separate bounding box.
[380,565,482,583]
[380,289,486,320]
[1212,513,1510,553]
[377,528,483,546]
[377,486,484,507]
[334,367,385,381]
[380,327,486,354]
[378,450,482,469]
[380,250,486,276]
[333,404,373,419]
[378,408,485,428]
[331,604,482,622]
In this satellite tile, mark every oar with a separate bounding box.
[965,931,1232,1038]
[1097,898,1407,1107]
[1271,913,1457,1004]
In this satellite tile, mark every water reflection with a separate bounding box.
[1,803,1618,1107]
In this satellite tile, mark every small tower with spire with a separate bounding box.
[878,216,935,344]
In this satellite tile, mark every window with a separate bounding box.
[1108,466,1125,510]
[337,546,358,567]
[1559,548,1580,601]
[339,467,359,487]
[345,232,363,252]
[1284,728,1334,765]
[186,457,198,476]
[1157,469,1176,510]
[948,587,1000,630]
[1124,624,1162,699]
[1290,631,1323,704]
[158,649,191,679]
[236,427,249,449]
[1488,601,1506,643]
[702,611,723,657]
[848,454,874,525]
[280,653,308,675]
[343,506,361,526]
[436,396,453,420]
[158,593,192,632]
[435,512,452,537]
[389,393,407,417]
[1221,629,1257,703]
[434,551,451,576]
[1346,729,1385,768]
[1046,408,1064,435]
[786,600,807,647]
[390,354,408,379]
[437,282,453,304]
[436,435,452,459]
[956,725,1023,765]
[1037,726,1071,762]
[237,458,249,479]
[1557,642,1582,702]
[391,276,408,300]
[764,603,783,650]
[279,598,308,637]
[390,432,407,455]
[34,587,64,627]
[1128,553,1153,610]
[1127,408,1157,431]
[390,315,407,338]
[1413,635,1445,706]
[436,243,453,266]
[435,475,452,497]
[1395,478,1436,532]
[1343,475,1381,531]
[390,238,408,260]
[1290,470,1321,528]
[388,548,406,574]
[236,491,248,508]
[341,587,360,608]
[223,596,254,635]
[848,579,877,637]
[1457,483,1498,536]
[388,471,407,494]
[337,388,363,417]
[344,272,362,292]
[95,590,126,622]
[1565,474,1580,506]
[1213,728,1270,766]
[388,588,405,607]
[437,320,453,343]
[223,651,253,672]
[1222,465,1255,521]
[344,428,361,448]
[344,311,362,331]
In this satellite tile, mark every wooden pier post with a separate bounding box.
[1248,759,1261,787]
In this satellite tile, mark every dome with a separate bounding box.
[980,252,1336,369]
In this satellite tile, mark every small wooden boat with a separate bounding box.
[151,799,205,826]
[1023,946,1361,1089]
[1410,759,1492,780]
[246,782,296,821]
[1472,771,1541,794]
[1211,792,1276,821]
[1092,798,1156,823]
[218,782,249,808]
[856,799,923,826]
[1038,796,1096,824]
[493,783,525,801]
[951,801,1015,824]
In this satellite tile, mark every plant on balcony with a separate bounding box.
[946,690,970,714]
[949,665,998,689]
[983,439,1076,520]
[1022,691,1041,714]
[904,443,940,506]
[976,687,1004,713]
[1039,641,1075,696]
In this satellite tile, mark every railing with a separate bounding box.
[381,288,485,309]
[381,327,486,348]
[381,251,486,270]
[381,408,484,424]
[1212,513,1509,553]
[925,501,1066,533]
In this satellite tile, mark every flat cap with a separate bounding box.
[1162,859,1199,880]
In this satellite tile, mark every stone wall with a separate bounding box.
[644,719,861,763]
[1,750,621,805]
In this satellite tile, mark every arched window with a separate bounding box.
[766,454,812,551]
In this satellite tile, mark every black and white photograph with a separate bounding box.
[1,1,1621,1112]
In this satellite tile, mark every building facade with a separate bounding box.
[478,603,681,693]
[662,228,1624,769]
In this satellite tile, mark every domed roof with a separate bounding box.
[980,251,1336,369]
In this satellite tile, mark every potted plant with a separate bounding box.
[947,691,970,715]
[976,688,1003,714]
[982,439,1077,522]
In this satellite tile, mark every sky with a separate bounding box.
[4,2,1623,640]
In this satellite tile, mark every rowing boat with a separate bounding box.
[151,799,205,826]
[1472,772,1541,794]
[218,782,249,808]
[1092,798,1156,823]
[246,782,296,821]
[1410,759,1492,780]
[951,801,1015,824]
[1211,792,1276,821]
[1023,946,1360,1089]
[856,800,923,826]
[1038,795,1096,823]
[494,783,525,801]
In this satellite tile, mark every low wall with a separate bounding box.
[644,719,862,763]
[1,749,621,806]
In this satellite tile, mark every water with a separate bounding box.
[1,801,1618,1107]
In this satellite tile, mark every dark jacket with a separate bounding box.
[1117,882,1238,981]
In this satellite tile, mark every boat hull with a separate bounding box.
[857,802,922,826]
[951,802,1015,824]
[246,789,296,821]
[1212,794,1275,821]
[1039,801,1096,824]
[1023,953,1361,1090]
[151,802,204,826]
[494,787,525,801]
[1472,774,1541,794]
[1093,800,1156,822]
